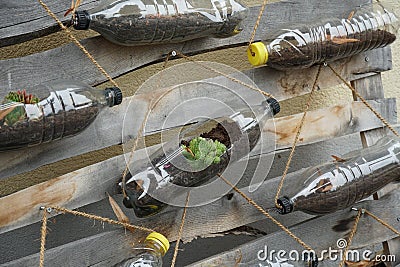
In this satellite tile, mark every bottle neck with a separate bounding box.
[255,100,275,128]
[144,239,165,258]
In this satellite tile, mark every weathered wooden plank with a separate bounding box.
[188,190,400,267]
[263,99,396,149]
[0,70,395,180]
[0,0,100,48]
[1,0,386,89]
[352,73,397,263]
[352,74,388,146]
[3,189,400,267]
[2,124,400,236]
[0,103,396,233]
[0,0,369,48]
[0,128,359,234]
[0,127,365,234]
[0,230,134,267]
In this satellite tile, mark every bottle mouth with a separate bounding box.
[105,87,123,107]
[73,10,91,30]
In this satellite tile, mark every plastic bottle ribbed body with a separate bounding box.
[0,80,121,150]
[258,3,399,69]
[76,0,247,45]
[122,98,279,217]
[278,137,400,215]
[114,239,164,267]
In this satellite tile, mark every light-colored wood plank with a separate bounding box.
[264,99,396,149]
[0,104,396,234]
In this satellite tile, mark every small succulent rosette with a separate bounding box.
[0,90,40,126]
[181,137,227,170]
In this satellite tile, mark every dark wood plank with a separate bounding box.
[352,73,397,265]
[0,0,100,48]
[3,189,400,267]
[188,190,400,267]
[0,0,379,88]
[0,0,369,47]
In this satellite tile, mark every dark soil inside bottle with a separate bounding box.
[0,106,99,150]
[124,119,262,216]
[294,163,400,215]
[91,12,242,45]
[267,29,396,69]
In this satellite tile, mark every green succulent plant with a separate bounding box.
[181,137,227,169]
[4,90,39,104]
[1,90,39,126]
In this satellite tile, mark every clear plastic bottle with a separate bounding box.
[114,232,169,267]
[248,3,399,69]
[0,80,122,150]
[122,97,280,217]
[276,136,400,215]
[72,0,248,46]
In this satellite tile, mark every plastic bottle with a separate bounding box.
[122,97,280,218]
[276,136,400,215]
[73,0,248,46]
[114,232,169,267]
[0,80,122,150]
[248,3,399,69]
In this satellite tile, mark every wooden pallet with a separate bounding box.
[1,0,399,266]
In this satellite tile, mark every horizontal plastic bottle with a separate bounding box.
[0,80,122,150]
[276,136,400,215]
[122,98,280,217]
[114,232,169,267]
[248,3,399,69]
[73,0,248,46]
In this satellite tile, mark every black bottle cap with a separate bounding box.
[276,196,293,214]
[266,97,280,115]
[105,87,123,107]
[73,10,90,30]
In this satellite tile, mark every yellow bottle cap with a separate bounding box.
[146,232,170,255]
[247,42,269,66]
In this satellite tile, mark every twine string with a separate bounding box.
[327,64,399,137]
[37,0,119,88]
[174,51,274,99]
[364,209,400,236]
[170,192,190,267]
[46,206,155,233]
[248,0,270,49]
[339,209,362,267]
[39,209,49,267]
[121,52,172,198]
[218,173,313,251]
[274,64,322,207]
